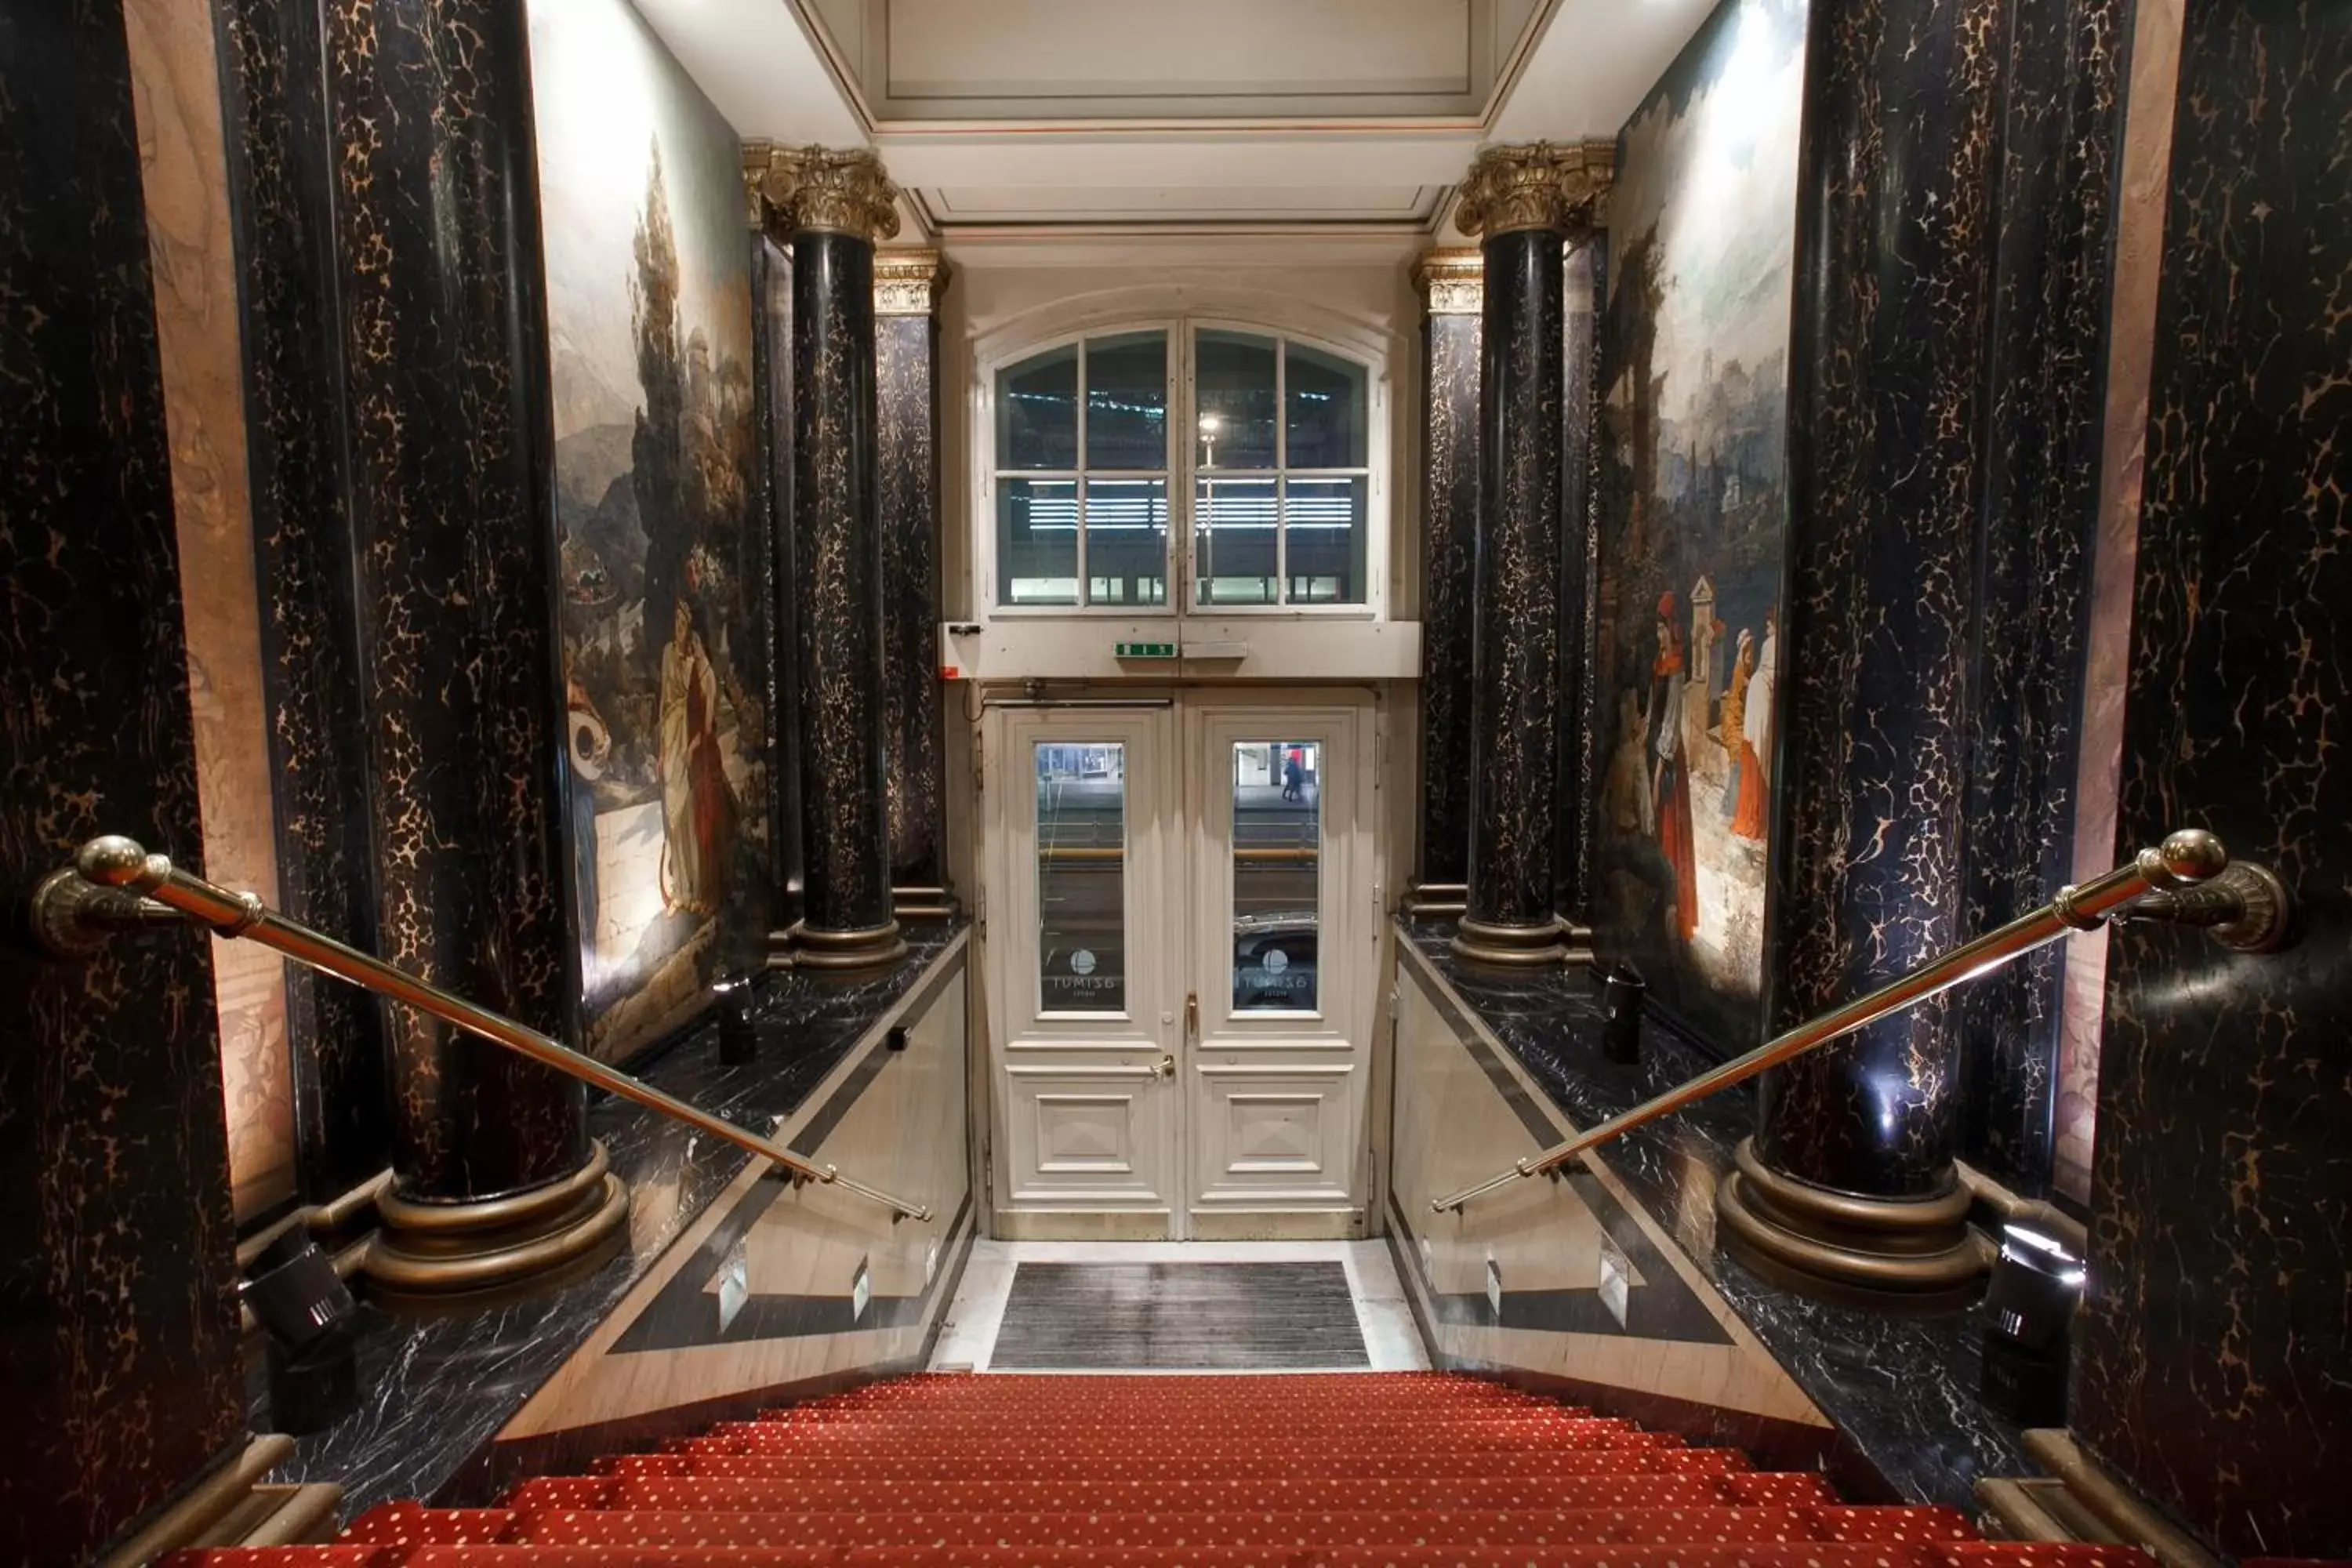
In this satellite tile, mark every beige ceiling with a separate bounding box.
[633,0,1723,235]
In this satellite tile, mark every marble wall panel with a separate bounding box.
[322,0,586,1196]
[1416,310,1480,890]
[2055,0,2184,1209]
[2075,2,2352,1555]
[1591,0,1806,1051]
[1759,0,2005,1196]
[877,308,947,895]
[1557,240,1602,926]
[753,236,807,933]
[213,0,394,1204]
[126,0,296,1223]
[529,0,771,1062]
[1953,0,2125,1198]
[0,2,245,1555]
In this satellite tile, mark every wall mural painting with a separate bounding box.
[531,0,767,1061]
[1593,0,1806,1050]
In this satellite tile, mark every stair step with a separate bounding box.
[176,1545,2162,1568]
[500,1471,1838,1515]
[505,1504,1975,1549]
[601,1450,1715,1484]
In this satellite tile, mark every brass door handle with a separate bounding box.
[1184,991,1199,1041]
[1158,1053,1176,1078]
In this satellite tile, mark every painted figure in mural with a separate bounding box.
[1734,611,1777,841]
[565,666,612,945]
[1605,687,1652,834]
[1648,594,1699,940]
[659,597,735,916]
[1720,628,1753,818]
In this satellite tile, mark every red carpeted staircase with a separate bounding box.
[165,1372,2148,1567]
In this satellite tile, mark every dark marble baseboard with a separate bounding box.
[1398,919,2031,1517]
[250,926,964,1518]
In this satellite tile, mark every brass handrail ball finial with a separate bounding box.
[2156,827,2229,884]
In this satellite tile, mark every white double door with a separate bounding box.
[984,691,1376,1240]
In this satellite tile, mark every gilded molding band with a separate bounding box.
[1414,248,1484,316]
[874,249,949,317]
[1455,140,1616,239]
[743,140,901,242]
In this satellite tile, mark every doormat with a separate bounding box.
[988,1261,1370,1370]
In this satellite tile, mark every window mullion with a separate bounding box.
[1274,335,1288,605]
[1076,337,1090,606]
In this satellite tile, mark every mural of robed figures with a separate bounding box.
[1592,0,1804,1049]
[529,0,768,1061]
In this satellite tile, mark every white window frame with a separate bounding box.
[977,313,1392,622]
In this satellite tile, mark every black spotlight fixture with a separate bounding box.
[243,1227,361,1435]
[1979,1222,2085,1426]
[1599,963,1647,1065]
[714,974,758,1065]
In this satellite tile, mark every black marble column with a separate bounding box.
[750,146,905,970]
[0,2,243,1553]
[214,0,393,1205]
[315,0,621,1287]
[2074,5,2352,1555]
[1409,250,1482,908]
[875,250,954,920]
[1728,0,2009,1298]
[1453,143,1610,967]
[1953,0,2125,1196]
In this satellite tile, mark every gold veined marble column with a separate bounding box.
[1452,143,1612,967]
[746,145,908,970]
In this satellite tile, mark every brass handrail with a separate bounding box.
[1430,828,2252,1215]
[54,835,932,1223]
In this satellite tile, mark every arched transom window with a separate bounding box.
[989,321,1380,614]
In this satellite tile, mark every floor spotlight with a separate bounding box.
[243,1226,361,1434]
[1979,1222,2084,1426]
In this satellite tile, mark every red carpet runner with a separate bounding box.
[167,1371,2148,1566]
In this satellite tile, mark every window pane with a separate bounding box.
[999,477,1079,606]
[1037,742,1126,1013]
[1286,341,1368,468]
[1086,331,1167,469]
[1232,741,1319,1012]
[997,344,1078,469]
[1195,476,1277,605]
[1196,328,1277,470]
[1085,478,1167,606]
[1283,476,1368,604]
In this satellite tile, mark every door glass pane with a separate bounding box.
[1195,329,1277,470]
[1283,476,1368,604]
[996,343,1078,469]
[1285,341,1367,467]
[1000,478,1079,605]
[1086,331,1167,468]
[1232,741,1319,1012]
[1037,742,1127,1012]
[1194,475,1277,605]
[1085,478,1167,605]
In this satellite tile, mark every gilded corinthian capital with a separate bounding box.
[742,142,902,243]
[1454,140,1615,240]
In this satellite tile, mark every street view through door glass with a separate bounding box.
[1036,742,1127,1012]
[1232,741,1319,1011]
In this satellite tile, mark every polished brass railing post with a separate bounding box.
[52,836,931,1223]
[1430,828,2270,1215]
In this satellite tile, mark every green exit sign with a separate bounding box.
[1114,641,1176,659]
